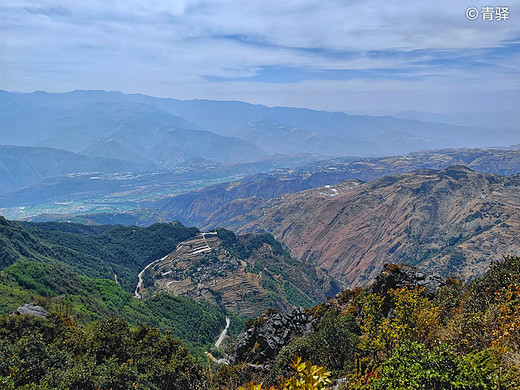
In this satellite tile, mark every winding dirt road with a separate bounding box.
[134,254,168,299]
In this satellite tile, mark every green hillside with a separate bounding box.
[3,218,198,292]
[0,217,241,353]
[2,248,519,389]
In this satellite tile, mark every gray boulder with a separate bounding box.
[14,304,48,318]
[370,263,446,316]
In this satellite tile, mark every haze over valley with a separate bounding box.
[1,88,518,288]
[1,90,518,221]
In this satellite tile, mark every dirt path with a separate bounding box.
[134,254,168,299]
[215,317,230,348]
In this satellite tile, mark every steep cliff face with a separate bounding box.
[208,166,520,287]
[369,263,446,316]
[370,264,446,299]
[229,307,315,365]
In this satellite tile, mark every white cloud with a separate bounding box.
[0,0,519,113]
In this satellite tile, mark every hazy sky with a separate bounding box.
[1,0,519,114]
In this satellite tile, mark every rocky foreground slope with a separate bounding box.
[204,166,520,287]
[229,263,447,368]
[221,257,520,389]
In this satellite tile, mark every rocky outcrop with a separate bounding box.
[369,263,446,316]
[370,263,446,298]
[229,307,315,365]
[14,304,48,318]
[228,264,446,371]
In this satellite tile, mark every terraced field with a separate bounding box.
[139,230,337,317]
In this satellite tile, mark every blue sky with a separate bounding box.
[1,0,519,114]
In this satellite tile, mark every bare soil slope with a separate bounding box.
[209,166,520,286]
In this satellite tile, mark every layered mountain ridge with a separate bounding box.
[2,89,516,165]
[201,166,520,287]
[152,147,520,228]
[1,89,518,221]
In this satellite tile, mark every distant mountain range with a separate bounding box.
[2,90,517,166]
[0,90,267,167]
[201,166,520,287]
[0,145,156,194]
[12,148,518,292]
[2,146,517,219]
[150,148,520,228]
[1,90,517,215]
[392,110,520,132]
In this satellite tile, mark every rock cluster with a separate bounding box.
[369,263,446,316]
[370,263,446,298]
[229,264,446,367]
[229,307,315,365]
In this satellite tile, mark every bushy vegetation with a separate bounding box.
[0,219,242,354]
[274,311,359,378]
[221,256,520,389]
[0,315,205,389]
[1,260,228,350]
[3,216,519,389]
[238,355,333,390]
